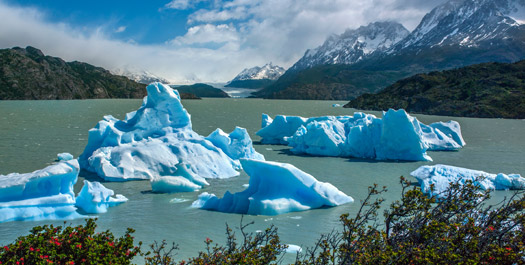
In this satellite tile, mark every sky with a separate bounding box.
[0,0,448,83]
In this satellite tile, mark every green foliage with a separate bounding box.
[296,177,524,265]
[256,65,408,100]
[0,218,141,265]
[174,83,230,98]
[346,60,525,119]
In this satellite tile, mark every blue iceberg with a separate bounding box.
[0,160,129,222]
[192,159,353,216]
[411,164,525,197]
[0,160,81,223]
[257,109,466,161]
[75,180,128,214]
[79,83,263,186]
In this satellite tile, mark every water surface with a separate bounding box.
[0,98,523,262]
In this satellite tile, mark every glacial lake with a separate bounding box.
[1,98,524,262]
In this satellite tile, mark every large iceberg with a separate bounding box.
[75,180,128,214]
[257,110,465,161]
[206,127,265,161]
[411,164,525,197]
[79,83,263,185]
[192,159,353,216]
[0,160,81,223]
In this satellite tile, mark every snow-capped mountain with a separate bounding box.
[390,0,525,52]
[289,22,410,72]
[230,63,286,81]
[111,68,170,85]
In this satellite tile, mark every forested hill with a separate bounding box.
[344,60,525,119]
[0,46,147,100]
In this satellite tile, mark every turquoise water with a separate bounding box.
[0,98,524,262]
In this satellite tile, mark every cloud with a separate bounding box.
[163,0,206,10]
[0,0,449,83]
[170,24,240,47]
[115,26,127,33]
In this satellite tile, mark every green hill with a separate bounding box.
[0,46,148,100]
[344,60,525,119]
[254,65,408,100]
[173,83,230,98]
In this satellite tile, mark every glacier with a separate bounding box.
[192,159,353,216]
[257,109,465,161]
[411,164,525,197]
[0,160,81,223]
[79,82,263,186]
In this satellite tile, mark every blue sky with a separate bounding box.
[0,0,446,83]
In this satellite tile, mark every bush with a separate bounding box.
[296,177,524,264]
[144,217,286,265]
[0,218,141,265]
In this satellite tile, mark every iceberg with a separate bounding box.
[79,83,262,183]
[57,152,74,161]
[150,163,209,193]
[75,180,128,214]
[206,127,265,161]
[257,109,466,161]
[411,164,525,197]
[0,160,81,223]
[192,159,353,216]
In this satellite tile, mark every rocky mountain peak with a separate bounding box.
[289,21,409,72]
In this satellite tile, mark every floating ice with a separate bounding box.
[285,244,303,253]
[192,159,353,216]
[258,109,465,161]
[75,180,128,214]
[79,82,261,183]
[150,163,209,193]
[57,152,74,161]
[206,127,265,160]
[411,164,525,197]
[0,160,81,223]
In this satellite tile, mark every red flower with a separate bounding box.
[29,247,34,251]
[76,244,82,249]
[3,246,8,251]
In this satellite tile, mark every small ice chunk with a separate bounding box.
[57,152,74,161]
[285,244,303,253]
[150,163,209,193]
[75,180,128,214]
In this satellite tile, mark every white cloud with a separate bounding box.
[115,26,127,33]
[163,0,206,10]
[170,23,240,46]
[188,6,249,23]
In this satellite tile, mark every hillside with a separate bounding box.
[0,46,148,100]
[254,65,409,100]
[344,60,525,119]
[174,83,230,98]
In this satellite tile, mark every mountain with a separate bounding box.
[111,68,170,85]
[257,0,525,100]
[225,63,285,89]
[344,60,525,119]
[0,46,148,100]
[289,22,410,72]
[173,83,230,98]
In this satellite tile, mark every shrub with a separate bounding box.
[296,177,525,264]
[0,218,141,265]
